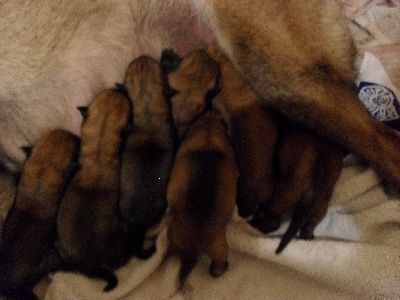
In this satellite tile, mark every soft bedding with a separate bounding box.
[44,154,400,299]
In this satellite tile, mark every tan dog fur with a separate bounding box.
[0,129,80,299]
[197,0,400,189]
[208,44,278,218]
[119,56,174,258]
[57,90,131,291]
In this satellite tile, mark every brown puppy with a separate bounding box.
[119,56,174,258]
[0,129,80,299]
[208,44,278,218]
[167,111,238,285]
[57,89,131,291]
[251,117,344,254]
[161,49,221,137]
[164,49,237,284]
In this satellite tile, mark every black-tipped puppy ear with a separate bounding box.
[21,146,33,158]
[77,106,89,120]
[122,124,135,135]
[163,86,178,99]
[160,48,182,74]
[115,83,129,98]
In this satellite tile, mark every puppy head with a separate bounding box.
[81,89,131,150]
[124,56,163,102]
[166,50,220,136]
[22,129,80,179]
[17,129,80,214]
[124,56,170,126]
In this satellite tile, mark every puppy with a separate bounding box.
[250,118,344,254]
[119,56,174,258]
[161,49,221,137]
[167,111,238,285]
[208,44,278,218]
[165,49,238,284]
[0,129,80,299]
[57,89,131,291]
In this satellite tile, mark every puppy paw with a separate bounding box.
[248,210,281,234]
[298,230,315,240]
[209,261,229,278]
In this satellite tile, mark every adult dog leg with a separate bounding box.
[194,0,400,187]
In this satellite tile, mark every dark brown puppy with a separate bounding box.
[251,118,344,253]
[119,56,174,258]
[0,129,80,299]
[57,89,131,291]
[168,111,238,285]
[165,50,238,285]
[208,44,278,218]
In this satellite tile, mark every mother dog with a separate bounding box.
[0,0,399,191]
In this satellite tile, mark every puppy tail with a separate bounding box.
[160,48,182,73]
[276,204,309,254]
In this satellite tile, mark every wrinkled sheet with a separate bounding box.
[45,155,400,300]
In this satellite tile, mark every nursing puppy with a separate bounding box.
[57,90,131,291]
[208,45,278,218]
[119,56,174,258]
[168,111,238,285]
[165,50,237,284]
[161,49,221,137]
[1,2,400,215]
[0,129,80,300]
[251,118,344,254]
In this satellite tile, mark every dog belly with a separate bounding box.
[0,0,214,171]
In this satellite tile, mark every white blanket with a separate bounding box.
[44,153,400,299]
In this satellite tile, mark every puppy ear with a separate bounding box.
[160,48,182,73]
[21,146,33,158]
[77,106,89,120]
[205,86,222,104]
[115,83,129,98]
[205,67,222,103]
[122,124,135,135]
[163,86,178,99]
[64,161,81,178]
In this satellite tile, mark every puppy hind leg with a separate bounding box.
[236,182,259,218]
[249,177,304,234]
[128,228,155,259]
[298,201,329,241]
[208,232,229,278]
[300,150,344,240]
